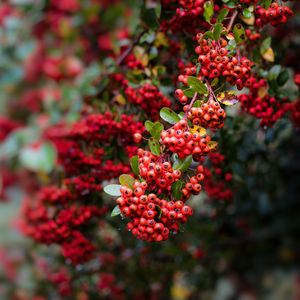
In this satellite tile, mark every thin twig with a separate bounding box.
[227,10,238,32]
[116,31,146,65]
[183,92,198,120]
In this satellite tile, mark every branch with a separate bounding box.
[116,31,146,65]
[227,10,238,32]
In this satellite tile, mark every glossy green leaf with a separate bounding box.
[213,23,223,40]
[217,8,229,22]
[173,155,193,172]
[204,1,214,24]
[242,8,252,19]
[160,107,180,125]
[130,155,139,175]
[233,23,246,44]
[149,122,164,140]
[104,184,121,197]
[171,180,184,200]
[111,205,121,217]
[145,120,155,132]
[148,137,161,155]
[187,76,208,94]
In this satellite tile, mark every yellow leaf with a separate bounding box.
[152,65,166,77]
[208,141,218,151]
[140,53,149,67]
[190,125,206,136]
[171,285,190,300]
[240,15,255,25]
[113,94,126,105]
[155,32,169,48]
[262,47,274,62]
[258,86,268,98]
[133,46,145,60]
[217,91,238,106]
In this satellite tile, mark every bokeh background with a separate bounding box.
[0,0,300,299]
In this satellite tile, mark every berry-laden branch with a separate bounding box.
[104,0,295,242]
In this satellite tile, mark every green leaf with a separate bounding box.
[173,155,193,172]
[149,122,164,140]
[19,142,57,173]
[242,8,252,19]
[104,184,121,196]
[111,205,121,217]
[233,23,246,44]
[217,8,229,22]
[211,78,219,87]
[148,137,161,155]
[262,0,272,9]
[145,120,155,132]
[160,107,180,125]
[268,65,281,81]
[203,31,214,39]
[204,1,214,24]
[187,76,208,94]
[193,100,202,107]
[156,205,162,219]
[130,156,139,175]
[213,23,223,40]
[178,112,185,119]
[183,88,195,98]
[225,1,236,8]
[277,70,289,86]
[171,180,184,200]
[141,7,159,29]
[260,37,272,55]
[119,174,135,189]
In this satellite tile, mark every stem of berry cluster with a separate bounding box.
[183,92,198,120]
[116,31,146,65]
[227,10,238,32]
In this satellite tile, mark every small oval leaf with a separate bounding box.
[171,180,184,200]
[148,137,161,155]
[173,155,193,172]
[160,108,180,125]
[111,205,121,217]
[187,76,208,94]
[119,174,135,189]
[104,184,121,196]
[130,156,139,175]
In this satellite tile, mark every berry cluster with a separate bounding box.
[185,99,226,129]
[187,35,254,90]
[161,119,211,160]
[160,0,211,34]
[138,149,181,190]
[181,165,205,201]
[255,2,293,27]
[239,78,289,127]
[204,153,233,201]
[239,0,258,4]
[43,56,82,81]
[245,29,261,41]
[124,83,172,120]
[62,231,95,264]
[117,181,193,242]
[289,100,300,128]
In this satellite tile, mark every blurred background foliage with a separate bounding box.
[0,0,300,299]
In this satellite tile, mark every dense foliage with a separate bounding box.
[0,0,299,299]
